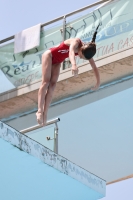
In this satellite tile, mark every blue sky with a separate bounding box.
[1,0,133,199]
[0,0,97,40]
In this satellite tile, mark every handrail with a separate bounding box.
[0,0,111,44]
[20,117,60,134]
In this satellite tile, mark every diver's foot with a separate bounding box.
[36,112,43,125]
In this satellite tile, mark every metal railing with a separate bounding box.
[20,118,60,154]
[0,0,111,44]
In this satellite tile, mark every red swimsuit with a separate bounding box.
[50,39,82,64]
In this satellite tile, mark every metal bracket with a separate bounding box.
[60,25,73,33]
[46,136,54,140]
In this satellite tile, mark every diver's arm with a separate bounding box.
[89,58,100,90]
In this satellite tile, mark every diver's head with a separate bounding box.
[78,24,100,60]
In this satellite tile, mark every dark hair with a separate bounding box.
[81,24,100,59]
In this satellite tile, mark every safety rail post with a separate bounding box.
[62,16,66,70]
[54,122,58,154]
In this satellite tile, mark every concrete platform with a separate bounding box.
[0,121,106,200]
[1,46,133,122]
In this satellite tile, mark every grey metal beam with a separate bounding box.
[20,117,60,134]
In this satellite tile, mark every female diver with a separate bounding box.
[36,25,100,126]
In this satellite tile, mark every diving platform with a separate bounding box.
[0,121,106,200]
[1,45,133,124]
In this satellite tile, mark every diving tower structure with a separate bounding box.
[0,0,133,198]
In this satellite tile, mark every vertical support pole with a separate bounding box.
[54,122,58,154]
[62,16,66,41]
[62,16,66,70]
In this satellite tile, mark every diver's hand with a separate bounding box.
[71,64,79,76]
[91,83,100,91]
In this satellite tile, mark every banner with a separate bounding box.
[0,0,133,92]
[0,24,63,90]
[66,0,133,66]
